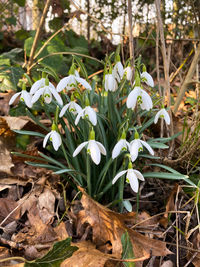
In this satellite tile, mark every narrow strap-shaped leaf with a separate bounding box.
[13,130,45,138]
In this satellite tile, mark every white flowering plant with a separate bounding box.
[10,53,194,210]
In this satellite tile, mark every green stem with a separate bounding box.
[61,143,71,168]
[86,153,91,196]
[119,175,125,212]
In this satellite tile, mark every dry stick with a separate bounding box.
[163,137,200,165]
[155,0,174,158]
[27,0,52,75]
[173,42,200,114]
[127,0,134,76]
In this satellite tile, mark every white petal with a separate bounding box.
[141,140,154,155]
[30,78,45,94]
[75,77,92,90]
[86,107,97,126]
[22,91,32,108]
[75,109,84,125]
[126,87,140,109]
[43,87,52,104]
[59,103,70,117]
[49,87,63,106]
[112,170,127,184]
[130,140,139,162]
[43,131,52,148]
[124,66,132,81]
[141,72,154,87]
[9,92,21,105]
[154,110,162,124]
[141,90,153,111]
[127,170,139,193]
[88,140,101,165]
[73,141,88,157]
[162,109,170,125]
[73,102,82,113]
[96,141,106,155]
[31,87,44,104]
[56,77,70,92]
[116,61,124,78]
[112,139,126,159]
[51,131,62,151]
[133,169,145,181]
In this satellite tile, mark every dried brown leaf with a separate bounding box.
[38,188,55,224]
[0,198,20,226]
[77,189,172,263]
[61,241,115,267]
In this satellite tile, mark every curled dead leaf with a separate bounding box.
[76,188,172,265]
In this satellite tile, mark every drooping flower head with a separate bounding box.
[73,129,106,165]
[9,83,32,108]
[130,131,154,162]
[141,65,154,87]
[124,65,132,81]
[31,77,63,106]
[56,65,91,92]
[154,108,170,125]
[59,94,82,117]
[105,73,118,92]
[75,97,97,126]
[112,61,124,83]
[112,130,130,159]
[126,86,153,111]
[43,123,62,151]
[112,161,144,193]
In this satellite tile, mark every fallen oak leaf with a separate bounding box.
[76,188,172,264]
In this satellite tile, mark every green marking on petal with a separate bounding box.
[126,177,130,183]
[44,94,50,98]
[160,114,164,118]
[138,147,143,152]
[122,147,127,151]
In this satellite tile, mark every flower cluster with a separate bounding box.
[9,59,171,196]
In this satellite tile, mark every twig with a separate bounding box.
[27,0,52,75]
[127,0,134,76]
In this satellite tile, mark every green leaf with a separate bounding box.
[25,161,60,171]
[149,132,182,143]
[123,200,132,212]
[147,142,169,149]
[24,238,78,267]
[121,231,135,267]
[148,163,181,174]
[73,55,88,79]
[0,65,24,91]
[13,130,45,138]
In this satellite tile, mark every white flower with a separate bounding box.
[141,71,154,87]
[112,139,130,159]
[59,101,82,117]
[31,84,63,106]
[112,61,124,82]
[112,168,144,193]
[130,138,154,162]
[105,74,118,92]
[73,139,106,165]
[56,74,92,92]
[75,106,97,126]
[124,66,132,81]
[9,90,32,108]
[154,108,170,125]
[43,130,62,151]
[30,78,55,95]
[126,86,153,111]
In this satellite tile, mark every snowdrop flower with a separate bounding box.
[31,78,63,106]
[112,162,144,193]
[59,101,82,117]
[75,106,97,126]
[130,132,154,162]
[126,86,153,111]
[141,71,154,87]
[124,66,132,81]
[154,108,170,125]
[56,71,91,92]
[73,129,106,165]
[112,61,124,82]
[112,131,130,159]
[43,124,62,151]
[105,74,118,92]
[9,88,32,108]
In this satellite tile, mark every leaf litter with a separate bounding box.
[0,115,200,266]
